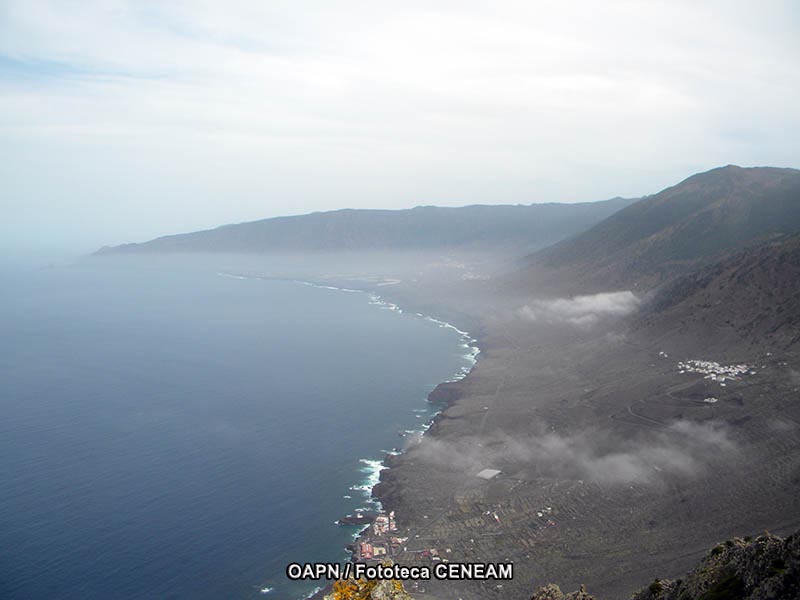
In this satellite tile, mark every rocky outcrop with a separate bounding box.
[529,530,799,600]
[530,583,596,600]
[323,578,413,600]
[630,531,799,600]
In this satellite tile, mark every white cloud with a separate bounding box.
[519,291,641,326]
[412,419,737,485]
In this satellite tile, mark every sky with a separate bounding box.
[1,0,799,252]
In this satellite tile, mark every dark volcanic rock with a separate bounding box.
[426,381,463,406]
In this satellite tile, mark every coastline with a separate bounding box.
[304,280,482,600]
[217,272,481,600]
[284,276,483,512]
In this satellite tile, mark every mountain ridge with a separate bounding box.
[94,198,636,256]
[522,165,800,292]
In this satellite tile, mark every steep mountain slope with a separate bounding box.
[637,233,800,350]
[94,199,634,256]
[526,166,800,291]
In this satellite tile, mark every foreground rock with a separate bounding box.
[530,529,799,600]
[324,576,413,600]
[530,583,596,600]
[630,530,799,600]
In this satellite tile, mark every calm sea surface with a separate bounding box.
[0,257,474,599]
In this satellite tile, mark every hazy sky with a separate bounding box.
[2,0,799,251]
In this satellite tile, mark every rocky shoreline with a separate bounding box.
[308,289,485,600]
[372,378,468,520]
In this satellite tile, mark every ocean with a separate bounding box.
[0,257,476,599]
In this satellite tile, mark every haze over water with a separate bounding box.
[0,257,474,599]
